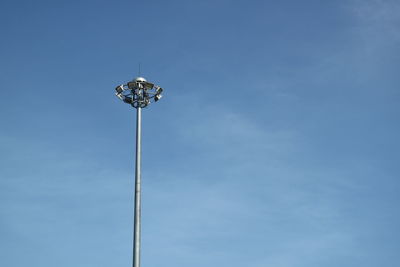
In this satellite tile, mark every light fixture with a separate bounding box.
[116,77,163,108]
[154,94,162,102]
[115,85,124,94]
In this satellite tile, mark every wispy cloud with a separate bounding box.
[138,103,365,266]
[349,0,400,56]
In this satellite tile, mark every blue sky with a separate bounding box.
[0,0,399,266]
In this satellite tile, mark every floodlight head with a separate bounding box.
[115,77,163,108]
[156,87,163,94]
[143,82,154,90]
[115,85,124,94]
[123,96,133,104]
[154,94,162,102]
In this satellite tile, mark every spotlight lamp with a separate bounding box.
[154,94,162,102]
[116,77,163,108]
[115,85,124,94]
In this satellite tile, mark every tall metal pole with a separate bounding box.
[133,106,142,267]
[114,77,163,267]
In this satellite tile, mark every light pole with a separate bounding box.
[115,77,164,267]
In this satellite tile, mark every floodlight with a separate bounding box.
[154,94,162,102]
[156,87,163,94]
[127,81,137,89]
[115,76,164,108]
[115,85,124,94]
[143,82,154,90]
[123,96,133,104]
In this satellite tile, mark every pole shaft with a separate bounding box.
[133,106,142,267]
